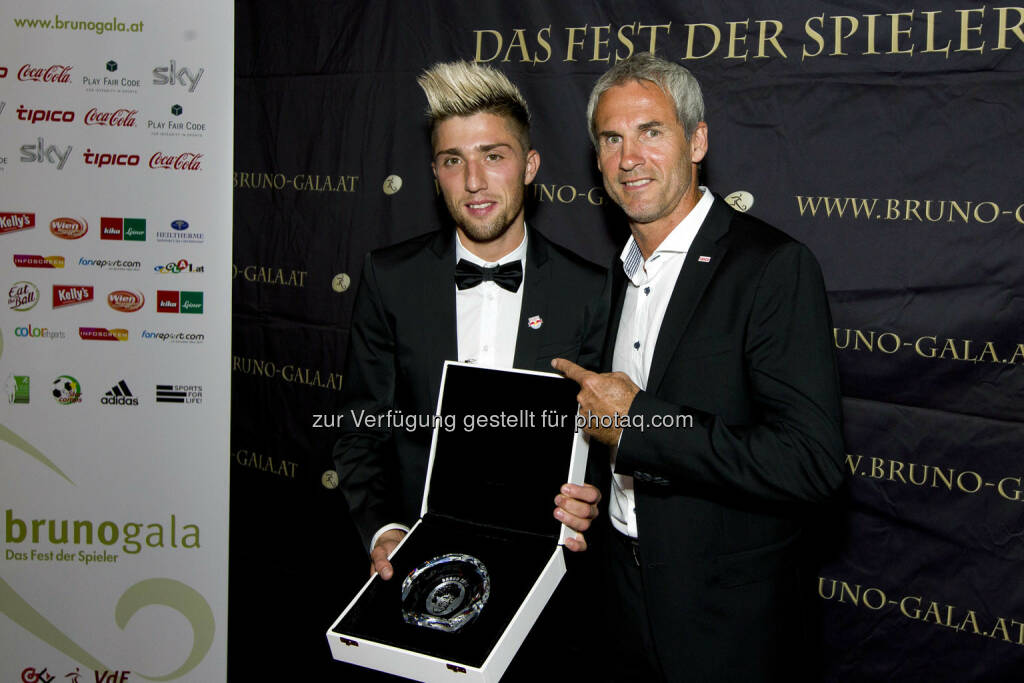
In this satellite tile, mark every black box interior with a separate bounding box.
[333,364,581,667]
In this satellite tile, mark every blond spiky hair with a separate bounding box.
[417,61,531,151]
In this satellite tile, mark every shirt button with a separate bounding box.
[644,287,650,295]
[633,341,641,350]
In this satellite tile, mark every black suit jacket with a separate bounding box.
[335,227,608,548]
[593,196,845,682]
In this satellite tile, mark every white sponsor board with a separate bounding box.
[0,2,232,681]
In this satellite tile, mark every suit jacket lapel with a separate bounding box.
[512,229,550,369]
[646,198,733,394]
[426,229,459,403]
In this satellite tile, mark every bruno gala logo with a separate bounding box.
[149,151,202,171]
[53,284,94,308]
[107,289,144,312]
[18,64,72,84]
[84,107,138,128]
[0,212,35,235]
[50,217,87,239]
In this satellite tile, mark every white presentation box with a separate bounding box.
[327,361,589,682]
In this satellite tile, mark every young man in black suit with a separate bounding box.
[554,53,845,682]
[334,61,604,582]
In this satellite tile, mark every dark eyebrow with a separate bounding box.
[434,142,513,160]
[638,121,664,131]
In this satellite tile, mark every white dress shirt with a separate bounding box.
[370,228,527,550]
[454,229,526,368]
[609,189,714,538]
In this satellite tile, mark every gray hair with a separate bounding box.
[417,61,531,151]
[586,52,705,148]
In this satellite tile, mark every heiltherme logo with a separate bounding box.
[4,509,198,562]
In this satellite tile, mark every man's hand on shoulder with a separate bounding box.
[370,528,407,580]
[554,483,601,552]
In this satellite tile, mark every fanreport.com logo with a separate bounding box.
[140,329,204,344]
[78,257,141,272]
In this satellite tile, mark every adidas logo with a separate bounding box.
[101,379,139,406]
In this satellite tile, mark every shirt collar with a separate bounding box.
[455,225,528,267]
[619,187,714,281]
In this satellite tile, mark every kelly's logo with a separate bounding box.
[53,285,94,308]
[0,212,35,235]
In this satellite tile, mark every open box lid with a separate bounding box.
[420,362,587,543]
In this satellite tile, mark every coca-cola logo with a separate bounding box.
[53,284,94,308]
[149,152,202,171]
[107,289,144,312]
[84,107,138,128]
[0,212,35,234]
[50,217,88,240]
[18,64,72,84]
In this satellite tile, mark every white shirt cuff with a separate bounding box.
[370,523,410,552]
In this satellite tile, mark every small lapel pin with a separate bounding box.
[527,315,543,330]
[698,255,711,263]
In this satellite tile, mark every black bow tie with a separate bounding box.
[454,259,523,293]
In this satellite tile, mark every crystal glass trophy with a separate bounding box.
[401,553,491,633]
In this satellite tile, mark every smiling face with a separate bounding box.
[432,112,539,260]
[593,79,707,255]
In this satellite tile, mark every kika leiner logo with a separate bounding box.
[52,374,81,404]
[9,281,39,311]
[6,374,29,404]
[100,217,145,241]
[102,379,138,406]
[157,290,203,314]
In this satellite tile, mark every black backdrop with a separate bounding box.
[231,2,1024,680]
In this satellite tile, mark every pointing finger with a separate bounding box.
[551,357,591,384]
